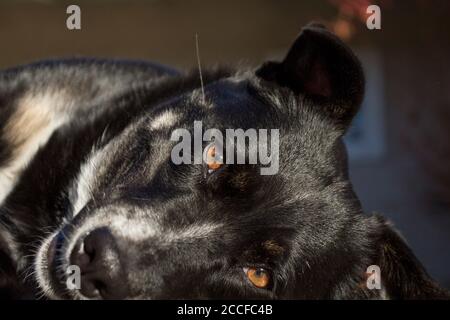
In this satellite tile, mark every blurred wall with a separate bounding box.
[0,0,338,69]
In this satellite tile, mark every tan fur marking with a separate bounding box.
[263,240,285,256]
[5,95,53,151]
[0,92,70,204]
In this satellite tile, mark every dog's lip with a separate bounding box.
[43,231,70,296]
[46,234,58,267]
[46,232,66,268]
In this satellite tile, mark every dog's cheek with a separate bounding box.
[0,233,34,299]
[0,248,22,299]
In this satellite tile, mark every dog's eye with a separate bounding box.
[204,143,223,173]
[243,267,271,289]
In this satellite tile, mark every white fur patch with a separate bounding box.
[70,147,105,216]
[69,122,137,217]
[111,214,158,241]
[149,110,179,130]
[166,223,222,242]
[114,219,222,243]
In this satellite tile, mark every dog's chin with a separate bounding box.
[35,230,75,300]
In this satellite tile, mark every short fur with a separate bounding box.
[0,23,448,300]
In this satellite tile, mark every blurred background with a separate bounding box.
[1,0,449,288]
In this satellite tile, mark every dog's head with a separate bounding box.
[33,24,447,300]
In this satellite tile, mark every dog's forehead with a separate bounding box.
[186,77,255,111]
[70,72,335,228]
[184,79,287,132]
[207,77,251,101]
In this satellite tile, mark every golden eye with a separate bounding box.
[205,144,223,172]
[244,267,271,289]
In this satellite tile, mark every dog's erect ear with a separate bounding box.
[368,216,450,299]
[256,22,364,127]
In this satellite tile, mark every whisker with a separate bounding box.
[195,33,206,104]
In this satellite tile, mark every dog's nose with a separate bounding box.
[70,227,128,299]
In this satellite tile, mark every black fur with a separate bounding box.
[0,23,448,300]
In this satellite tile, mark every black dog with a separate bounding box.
[0,23,448,299]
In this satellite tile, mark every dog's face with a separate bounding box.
[34,24,368,300]
[28,24,447,300]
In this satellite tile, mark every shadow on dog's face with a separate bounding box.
[30,24,446,300]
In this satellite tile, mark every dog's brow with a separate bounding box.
[263,240,285,256]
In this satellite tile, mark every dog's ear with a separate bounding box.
[255,22,364,128]
[367,216,450,299]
